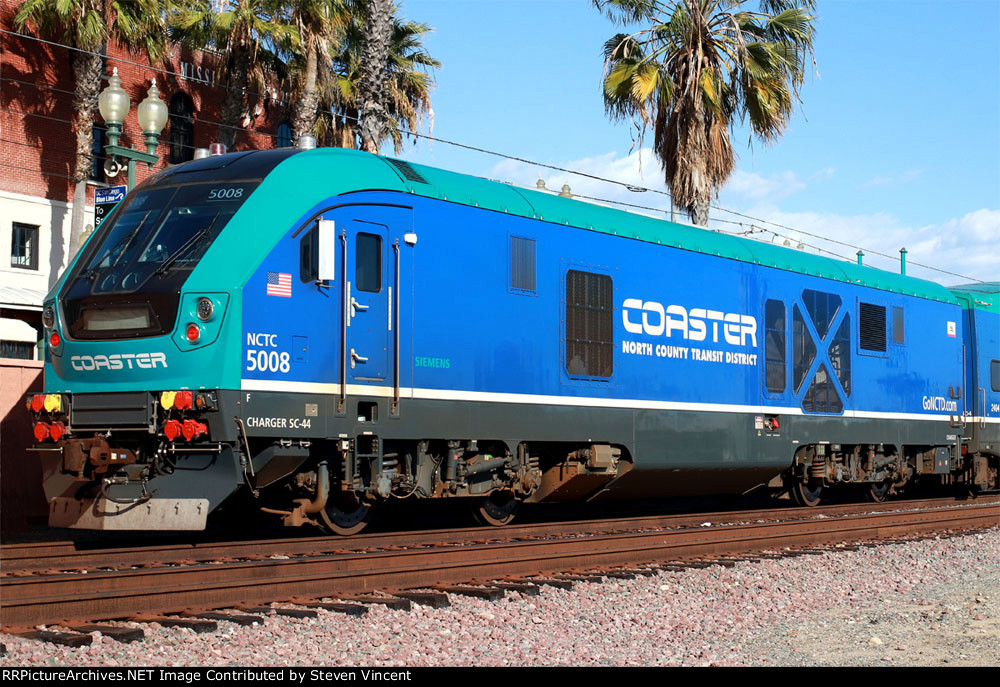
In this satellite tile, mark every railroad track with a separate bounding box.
[2,497,997,632]
[1,496,988,573]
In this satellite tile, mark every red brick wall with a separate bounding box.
[1,0,289,206]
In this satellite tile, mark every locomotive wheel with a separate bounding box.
[865,480,892,503]
[472,490,521,527]
[790,480,823,507]
[319,496,373,536]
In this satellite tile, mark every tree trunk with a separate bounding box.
[359,0,393,153]
[219,52,250,150]
[67,49,105,263]
[688,198,710,226]
[292,41,319,143]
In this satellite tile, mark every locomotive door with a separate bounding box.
[345,219,390,382]
[971,306,999,450]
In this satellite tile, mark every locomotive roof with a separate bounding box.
[948,283,1000,313]
[189,148,974,305]
[380,152,969,304]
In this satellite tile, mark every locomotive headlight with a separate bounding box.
[196,297,214,321]
[42,306,55,329]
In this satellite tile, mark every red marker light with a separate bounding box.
[175,390,193,411]
[49,332,61,348]
[164,419,182,441]
[49,421,66,442]
[185,323,200,343]
[33,422,49,442]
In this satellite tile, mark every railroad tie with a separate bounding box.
[525,578,574,590]
[184,611,264,627]
[392,591,451,608]
[552,574,605,583]
[433,585,505,601]
[67,624,144,643]
[16,630,92,647]
[137,617,218,633]
[340,596,413,611]
[238,606,319,619]
[300,602,369,616]
[490,582,541,596]
[595,571,637,580]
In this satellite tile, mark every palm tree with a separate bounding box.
[14,0,166,260]
[286,0,348,142]
[320,7,438,153]
[170,0,294,149]
[596,0,816,225]
[357,0,393,153]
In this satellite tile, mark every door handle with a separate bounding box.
[350,348,368,369]
[350,297,368,318]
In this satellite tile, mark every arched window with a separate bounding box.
[277,121,292,148]
[168,92,195,164]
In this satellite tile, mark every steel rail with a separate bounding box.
[3,496,993,574]
[2,502,996,630]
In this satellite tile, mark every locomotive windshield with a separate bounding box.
[62,181,258,340]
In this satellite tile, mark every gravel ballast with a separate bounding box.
[2,529,998,667]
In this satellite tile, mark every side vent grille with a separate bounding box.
[859,302,886,352]
[386,158,428,184]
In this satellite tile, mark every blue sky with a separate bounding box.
[395,0,999,284]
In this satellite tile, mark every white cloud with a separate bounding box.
[859,168,923,189]
[722,170,806,201]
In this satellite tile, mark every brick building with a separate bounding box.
[1,1,291,357]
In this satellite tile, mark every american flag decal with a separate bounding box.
[266,272,292,297]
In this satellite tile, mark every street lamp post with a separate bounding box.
[97,67,168,190]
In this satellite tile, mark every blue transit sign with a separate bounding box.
[94,185,127,228]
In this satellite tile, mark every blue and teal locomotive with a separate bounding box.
[27,148,1000,533]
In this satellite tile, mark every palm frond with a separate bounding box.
[595,0,817,224]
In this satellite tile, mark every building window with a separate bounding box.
[565,269,613,378]
[91,125,105,182]
[277,121,293,148]
[11,223,39,270]
[509,236,536,293]
[0,340,35,360]
[168,92,195,164]
[764,299,786,394]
